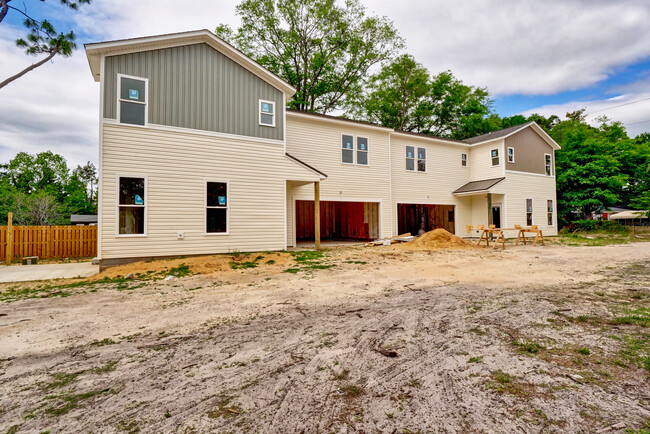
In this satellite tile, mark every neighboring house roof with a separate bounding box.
[453,177,506,195]
[85,29,296,98]
[462,122,561,150]
[70,215,98,224]
[285,153,328,179]
[609,210,649,219]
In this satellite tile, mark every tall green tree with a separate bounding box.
[0,0,90,90]
[216,0,403,114]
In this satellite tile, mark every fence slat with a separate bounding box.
[0,225,97,261]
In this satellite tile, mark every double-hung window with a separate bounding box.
[461,153,468,167]
[406,146,426,172]
[259,100,275,127]
[545,154,552,176]
[342,135,354,164]
[491,149,500,166]
[206,181,229,233]
[547,200,554,226]
[507,147,515,163]
[118,176,146,235]
[526,198,533,226]
[118,75,147,126]
[341,135,368,165]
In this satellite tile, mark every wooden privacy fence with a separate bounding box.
[1,221,97,263]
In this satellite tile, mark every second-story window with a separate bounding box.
[545,154,552,175]
[342,135,354,164]
[259,100,275,127]
[507,147,515,163]
[357,137,368,165]
[417,147,426,172]
[461,153,468,167]
[491,149,500,166]
[118,74,147,126]
[406,146,426,172]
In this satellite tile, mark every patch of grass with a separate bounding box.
[90,338,117,347]
[284,268,300,274]
[207,393,243,419]
[513,338,544,354]
[46,388,109,416]
[116,419,140,433]
[6,425,20,434]
[340,384,365,399]
[577,348,591,355]
[484,370,535,398]
[468,355,484,363]
[167,264,192,277]
[229,261,258,270]
[265,260,276,265]
[612,307,650,327]
[619,333,650,372]
[42,372,81,390]
[91,360,119,374]
[333,368,350,381]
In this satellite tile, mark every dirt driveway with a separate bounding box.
[0,242,649,433]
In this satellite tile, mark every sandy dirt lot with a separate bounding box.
[0,240,649,433]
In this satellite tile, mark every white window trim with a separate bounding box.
[507,147,515,163]
[526,198,533,226]
[116,73,148,127]
[405,146,427,173]
[356,136,370,166]
[259,99,276,128]
[491,148,500,167]
[115,174,147,238]
[544,153,553,176]
[547,199,554,226]
[204,179,230,235]
[461,153,468,168]
[341,133,370,166]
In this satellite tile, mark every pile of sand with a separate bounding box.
[398,228,477,250]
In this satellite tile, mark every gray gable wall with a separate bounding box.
[103,43,284,141]
[504,127,554,175]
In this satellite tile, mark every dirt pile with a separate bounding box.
[399,228,477,250]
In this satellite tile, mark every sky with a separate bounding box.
[1,0,649,168]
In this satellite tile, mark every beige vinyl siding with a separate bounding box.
[100,123,317,259]
[390,135,472,235]
[285,114,392,244]
[468,140,505,181]
[500,172,558,235]
[505,128,555,175]
[104,43,284,141]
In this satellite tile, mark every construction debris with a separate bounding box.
[365,233,414,247]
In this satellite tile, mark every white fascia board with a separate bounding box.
[390,131,470,147]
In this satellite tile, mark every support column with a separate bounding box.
[314,182,321,250]
[6,212,13,265]
[487,193,493,241]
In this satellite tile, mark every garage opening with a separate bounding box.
[397,204,455,235]
[296,200,379,241]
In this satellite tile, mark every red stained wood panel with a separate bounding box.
[296,201,379,241]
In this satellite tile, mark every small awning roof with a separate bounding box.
[453,177,505,196]
[70,215,98,224]
[609,210,648,219]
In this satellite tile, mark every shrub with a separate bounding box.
[564,219,629,234]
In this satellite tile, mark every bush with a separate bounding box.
[564,219,629,234]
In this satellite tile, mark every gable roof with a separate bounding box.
[85,29,296,97]
[462,122,561,150]
[453,177,505,195]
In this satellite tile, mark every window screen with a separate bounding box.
[206,182,228,233]
[119,76,147,126]
[357,137,368,165]
[342,135,354,164]
[406,146,415,171]
[118,177,145,235]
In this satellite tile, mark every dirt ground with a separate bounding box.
[0,240,649,433]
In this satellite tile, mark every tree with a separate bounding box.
[216,0,403,114]
[73,162,97,202]
[0,0,90,90]
[357,55,492,137]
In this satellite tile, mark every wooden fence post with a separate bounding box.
[6,212,13,265]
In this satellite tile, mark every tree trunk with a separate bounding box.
[0,49,58,90]
[0,0,8,24]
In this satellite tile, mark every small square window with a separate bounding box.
[259,100,275,127]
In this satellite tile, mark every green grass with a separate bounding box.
[42,372,81,390]
[45,388,109,416]
[340,384,365,399]
[90,338,117,347]
[468,355,484,363]
[513,338,544,354]
[577,348,591,355]
[284,250,337,273]
[612,307,650,328]
[557,232,642,247]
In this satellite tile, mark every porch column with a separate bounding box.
[314,182,321,250]
[487,193,493,227]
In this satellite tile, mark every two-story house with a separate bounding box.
[85,30,560,266]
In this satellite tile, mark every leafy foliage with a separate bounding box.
[216,0,403,113]
[0,151,96,225]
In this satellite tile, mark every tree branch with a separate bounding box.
[0,47,58,89]
[0,0,9,24]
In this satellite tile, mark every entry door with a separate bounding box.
[491,205,502,228]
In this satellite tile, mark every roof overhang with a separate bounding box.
[391,131,470,147]
[85,29,296,98]
[453,177,505,196]
[285,153,327,180]
[286,110,394,133]
[467,122,561,150]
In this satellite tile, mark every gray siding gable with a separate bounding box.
[103,43,284,141]
[505,127,554,175]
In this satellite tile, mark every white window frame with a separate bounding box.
[507,147,515,163]
[341,133,355,165]
[544,153,553,176]
[405,146,415,171]
[116,73,149,127]
[115,174,147,237]
[356,136,369,166]
[416,147,427,173]
[491,148,500,167]
[204,179,230,235]
[258,99,276,128]
[461,153,468,167]
[547,199,554,226]
[526,198,533,226]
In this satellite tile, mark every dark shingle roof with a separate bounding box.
[453,177,505,194]
[70,215,98,224]
[462,122,534,145]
